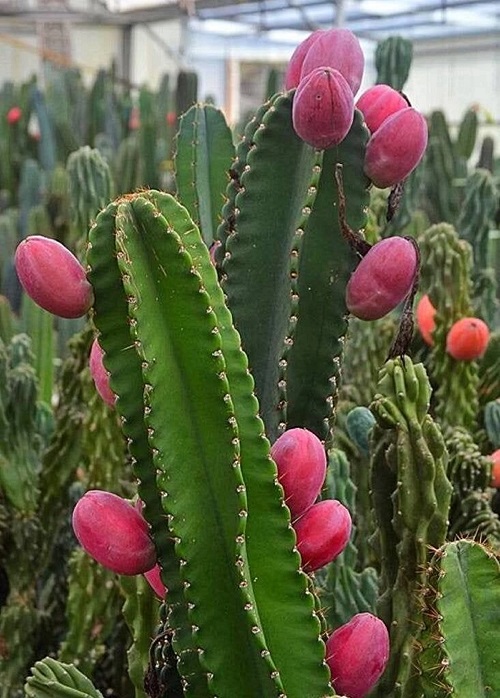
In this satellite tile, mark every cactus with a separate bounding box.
[374,36,413,91]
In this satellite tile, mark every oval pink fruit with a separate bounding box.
[271,428,327,520]
[355,84,408,134]
[346,237,418,321]
[72,490,157,575]
[364,107,428,188]
[89,338,116,407]
[15,235,93,318]
[326,613,390,698]
[300,28,365,95]
[292,67,354,149]
[294,499,351,572]
[284,29,327,91]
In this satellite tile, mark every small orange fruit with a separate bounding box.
[446,317,490,361]
[416,294,436,345]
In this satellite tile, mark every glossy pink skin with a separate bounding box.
[364,107,428,188]
[292,67,354,150]
[72,490,157,575]
[89,338,116,407]
[355,84,407,134]
[326,613,390,698]
[15,235,93,318]
[144,564,167,599]
[346,237,418,321]
[284,29,327,90]
[300,28,365,95]
[293,499,351,573]
[271,428,327,520]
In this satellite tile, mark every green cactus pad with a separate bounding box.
[25,657,104,697]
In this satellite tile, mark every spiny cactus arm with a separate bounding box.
[221,93,321,442]
[87,203,207,696]
[25,657,104,698]
[285,113,369,443]
[175,104,235,247]
[147,190,333,697]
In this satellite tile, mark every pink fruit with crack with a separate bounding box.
[293,499,351,572]
[292,67,354,149]
[326,612,390,698]
[346,237,418,321]
[89,338,116,407]
[355,84,408,134]
[364,107,428,188]
[72,490,157,575]
[300,28,365,95]
[15,235,94,318]
[270,428,327,520]
[284,29,327,90]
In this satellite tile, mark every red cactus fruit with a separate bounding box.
[284,29,326,90]
[72,490,157,575]
[293,499,351,573]
[490,450,500,488]
[355,84,407,134]
[270,428,327,520]
[300,28,365,95]
[15,235,94,318]
[416,294,437,346]
[7,106,22,125]
[346,237,418,321]
[364,107,428,188]
[292,67,354,150]
[89,338,116,407]
[144,564,167,598]
[446,317,490,361]
[326,612,390,698]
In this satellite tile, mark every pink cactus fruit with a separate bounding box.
[89,338,116,407]
[346,237,418,321]
[144,564,167,599]
[284,29,327,90]
[294,499,351,572]
[326,612,390,698]
[355,84,408,134]
[292,67,354,150]
[364,106,428,188]
[15,235,94,318]
[270,428,327,520]
[300,28,365,95]
[72,490,157,575]
[7,106,22,125]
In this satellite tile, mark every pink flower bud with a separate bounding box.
[355,84,408,134]
[292,67,354,150]
[89,338,116,407]
[284,29,327,90]
[144,564,167,599]
[294,499,351,573]
[15,236,93,318]
[364,107,428,188]
[326,613,390,698]
[7,106,22,125]
[271,428,327,520]
[346,237,418,321]
[72,490,157,575]
[300,28,365,95]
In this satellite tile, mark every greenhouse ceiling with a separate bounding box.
[0,0,499,42]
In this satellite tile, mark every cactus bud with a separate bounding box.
[270,428,327,520]
[15,235,93,318]
[294,499,351,572]
[284,29,326,90]
[326,613,390,698]
[445,317,490,361]
[144,564,167,599]
[364,107,428,188]
[346,237,418,321]
[89,338,116,407]
[72,490,157,575]
[300,28,365,95]
[355,84,407,134]
[292,67,354,150]
[416,294,436,346]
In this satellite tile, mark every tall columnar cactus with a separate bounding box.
[374,36,413,91]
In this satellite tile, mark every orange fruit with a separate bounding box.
[446,317,490,361]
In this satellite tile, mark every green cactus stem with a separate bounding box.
[375,36,413,91]
[25,657,104,698]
